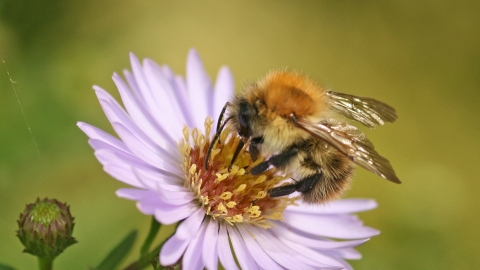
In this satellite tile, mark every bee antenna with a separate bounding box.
[205,118,232,170]
[215,102,230,135]
[205,103,231,170]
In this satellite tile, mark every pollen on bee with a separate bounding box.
[179,117,298,227]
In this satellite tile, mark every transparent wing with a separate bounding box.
[327,91,398,128]
[296,118,401,183]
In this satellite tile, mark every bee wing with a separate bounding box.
[327,91,398,128]
[296,118,401,183]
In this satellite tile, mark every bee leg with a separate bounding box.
[267,173,323,198]
[228,140,244,170]
[249,136,264,161]
[249,143,260,161]
[294,173,323,194]
[250,147,298,175]
[267,183,298,198]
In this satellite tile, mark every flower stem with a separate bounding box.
[123,218,175,270]
[123,241,168,270]
[140,216,161,256]
[38,257,53,270]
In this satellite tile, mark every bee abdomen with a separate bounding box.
[300,147,356,203]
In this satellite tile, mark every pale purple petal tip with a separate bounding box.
[160,235,190,266]
[287,198,378,214]
[153,202,198,225]
[217,224,239,270]
[202,219,219,270]
[175,208,206,240]
[182,221,207,270]
[187,48,213,127]
[283,211,380,239]
[213,66,235,118]
[229,227,259,270]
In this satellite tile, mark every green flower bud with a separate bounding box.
[16,198,77,260]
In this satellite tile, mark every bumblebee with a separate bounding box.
[206,71,400,203]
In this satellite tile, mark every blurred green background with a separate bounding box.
[1,1,479,269]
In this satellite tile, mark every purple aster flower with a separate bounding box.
[78,49,379,270]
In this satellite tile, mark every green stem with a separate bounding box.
[140,217,161,256]
[123,241,167,270]
[123,218,176,270]
[38,257,53,270]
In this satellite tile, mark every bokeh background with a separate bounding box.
[1,1,479,269]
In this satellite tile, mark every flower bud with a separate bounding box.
[16,198,77,259]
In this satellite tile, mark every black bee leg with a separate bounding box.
[293,173,323,193]
[248,136,263,161]
[250,147,298,175]
[268,173,323,198]
[229,136,263,169]
[228,140,244,170]
[267,183,298,198]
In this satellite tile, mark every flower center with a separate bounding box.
[29,200,62,226]
[179,118,297,228]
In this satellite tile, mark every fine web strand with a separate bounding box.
[3,59,41,158]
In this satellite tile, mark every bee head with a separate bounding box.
[237,99,256,138]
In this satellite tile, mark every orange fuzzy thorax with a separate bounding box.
[251,71,327,120]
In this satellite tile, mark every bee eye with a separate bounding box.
[238,110,250,137]
[238,100,254,137]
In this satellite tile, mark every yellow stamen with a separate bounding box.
[215,173,228,182]
[237,168,246,175]
[204,117,213,139]
[254,175,266,184]
[229,166,239,176]
[249,206,260,215]
[256,191,267,199]
[182,126,190,144]
[232,215,243,222]
[217,202,228,214]
[189,164,197,175]
[200,195,209,205]
[219,192,233,200]
[235,184,246,193]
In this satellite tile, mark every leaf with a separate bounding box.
[94,230,138,270]
[0,263,16,270]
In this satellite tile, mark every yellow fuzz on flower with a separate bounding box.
[179,117,297,228]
